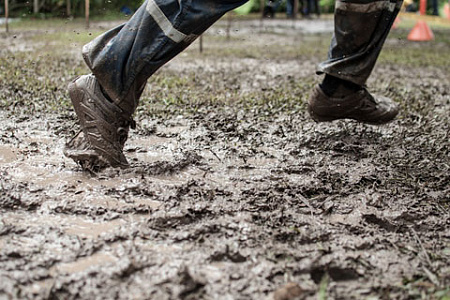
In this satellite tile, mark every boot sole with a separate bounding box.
[68,77,129,168]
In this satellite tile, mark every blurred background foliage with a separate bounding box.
[0,0,448,18]
[1,0,144,18]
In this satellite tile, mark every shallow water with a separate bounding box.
[0,18,449,300]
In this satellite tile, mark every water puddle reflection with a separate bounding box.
[0,146,17,164]
[56,252,118,273]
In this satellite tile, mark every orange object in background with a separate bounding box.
[419,0,427,15]
[444,3,450,20]
[407,20,435,41]
[392,17,401,29]
[407,0,434,41]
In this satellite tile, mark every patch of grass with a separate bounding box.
[136,69,314,122]
[318,274,329,300]
[396,13,450,30]
[401,276,450,300]
[192,32,330,60]
[0,51,86,114]
[2,17,449,124]
[8,18,88,31]
[29,30,103,46]
[381,29,450,67]
[0,15,449,300]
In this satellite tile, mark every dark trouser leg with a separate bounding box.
[317,0,403,86]
[82,0,248,116]
[307,0,402,124]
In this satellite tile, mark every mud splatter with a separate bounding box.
[0,18,449,299]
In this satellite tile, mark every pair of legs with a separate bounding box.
[65,0,402,170]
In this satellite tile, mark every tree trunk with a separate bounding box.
[293,0,298,19]
[33,0,39,13]
[85,0,89,28]
[5,0,9,32]
[66,0,71,17]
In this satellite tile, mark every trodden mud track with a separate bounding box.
[0,18,449,299]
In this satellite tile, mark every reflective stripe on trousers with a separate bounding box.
[82,0,402,113]
[317,0,403,85]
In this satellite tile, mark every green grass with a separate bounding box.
[380,29,450,67]
[7,18,91,31]
[0,52,86,114]
[188,34,330,60]
[0,17,449,300]
[1,16,449,117]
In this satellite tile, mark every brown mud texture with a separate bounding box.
[0,18,449,300]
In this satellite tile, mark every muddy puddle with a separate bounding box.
[1,18,449,300]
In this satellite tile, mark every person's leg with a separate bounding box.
[84,0,248,115]
[307,0,314,16]
[314,0,320,17]
[431,0,439,15]
[301,0,309,16]
[308,0,403,124]
[65,0,247,169]
[286,0,294,17]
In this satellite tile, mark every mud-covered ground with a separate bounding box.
[0,16,449,299]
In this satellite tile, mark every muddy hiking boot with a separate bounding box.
[64,74,136,170]
[308,84,399,125]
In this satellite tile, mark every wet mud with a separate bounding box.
[0,18,449,299]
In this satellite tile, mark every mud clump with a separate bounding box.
[0,18,449,299]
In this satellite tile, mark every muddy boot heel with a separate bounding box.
[64,75,134,169]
